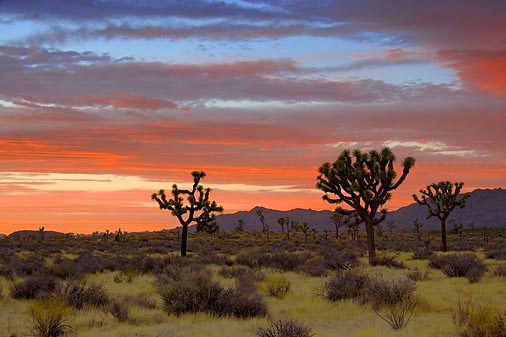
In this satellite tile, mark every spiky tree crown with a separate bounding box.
[317,147,415,225]
[151,171,223,227]
[413,181,468,220]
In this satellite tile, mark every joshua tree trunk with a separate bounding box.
[440,218,448,252]
[365,219,376,261]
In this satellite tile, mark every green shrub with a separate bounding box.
[254,319,315,337]
[29,299,72,337]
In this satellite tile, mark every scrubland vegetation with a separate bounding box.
[1,229,506,337]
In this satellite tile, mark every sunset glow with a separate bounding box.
[1,1,505,234]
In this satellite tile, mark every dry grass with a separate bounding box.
[2,235,506,337]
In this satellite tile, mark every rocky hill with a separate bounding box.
[214,188,506,232]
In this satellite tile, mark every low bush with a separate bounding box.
[108,298,130,322]
[491,264,506,277]
[363,277,418,330]
[411,248,433,260]
[407,270,430,282]
[453,297,506,337]
[61,281,110,309]
[157,269,266,318]
[126,293,157,309]
[216,288,267,318]
[370,255,406,269]
[48,258,80,280]
[324,271,368,302]
[262,275,290,299]
[254,319,315,337]
[29,299,72,337]
[429,253,486,283]
[11,274,58,299]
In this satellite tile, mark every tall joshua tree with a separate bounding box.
[151,171,223,256]
[413,181,469,252]
[317,147,415,264]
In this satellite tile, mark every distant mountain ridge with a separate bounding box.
[214,188,506,232]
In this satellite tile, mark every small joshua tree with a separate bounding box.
[151,171,223,256]
[330,208,346,239]
[317,148,415,264]
[235,219,245,232]
[256,209,270,242]
[413,218,424,241]
[38,226,45,242]
[413,181,469,252]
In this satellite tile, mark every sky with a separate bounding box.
[0,0,505,234]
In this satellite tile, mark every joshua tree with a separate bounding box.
[151,171,223,256]
[277,217,288,233]
[413,181,468,252]
[256,209,270,242]
[330,208,346,239]
[38,226,45,242]
[413,218,424,241]
[387,221,396,233]
[317,147,415,264]
[235,219,245,232]
[298,221,310,244]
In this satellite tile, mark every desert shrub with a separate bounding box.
[407,270,430,282]
[61,281,109,309]
[29,299,72,337]
[215,288,267,318]
[11,274,58,299]
[235,249,307,271]
[268,252,308,271]
[411,248,433,260]
[48,258,80,280]
[157,269,266,318]
[491,264,506,277]
[453,297,506,337]
[113,269,138,283]
[429,253,486,283]
[485,244,506,260]
[108,298,130,322]
[322,251,359,271]
[254,319,315,337]
[235,248,267,269]
[262,275,291,299]
[324,271,368,302]
[363,277,418,330]
[370,255,406,269]
[126,293,157,309]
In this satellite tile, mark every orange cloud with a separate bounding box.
[439,50,506,97]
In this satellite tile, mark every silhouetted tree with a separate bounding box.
[256,209,269,242]
[151,171,223,256]
[38,226,45,242]
[114,228,122,242]
[413,181,469,252]
[277,217,288,233]
[330,207,358,239]
[317,147,415,264]
[387,221,396,233]
[413,218,424,241]
[297,221,310,244]
[235,219,245,232]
